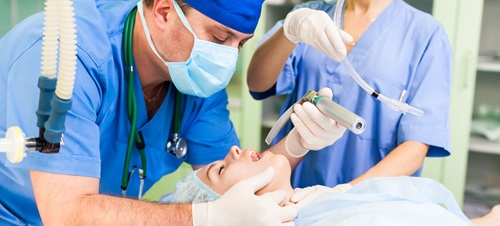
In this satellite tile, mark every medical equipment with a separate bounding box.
[165,90,188,159]
[122,7,187,199]
[0,0,77,163]
[334,0,424,116]
[266,90,366,145]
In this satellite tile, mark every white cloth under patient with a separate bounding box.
[159,173,472,225]
[294,177,473,226]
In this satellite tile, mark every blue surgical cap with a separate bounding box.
[183,0,264,34]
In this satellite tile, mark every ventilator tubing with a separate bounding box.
[54,0,77,100]
[44,97,72,143]
[333,0,424,116]
[40,0,59,80]
[40,0,77,141]
[36,76,57,129]
[2,0,77,164]
[40,0,77,100]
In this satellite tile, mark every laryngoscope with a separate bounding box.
[266,90,366,145]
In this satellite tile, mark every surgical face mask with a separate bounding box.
[137,1,239,98]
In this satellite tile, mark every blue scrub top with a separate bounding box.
[252,0,452,188]
[0,0,239,224]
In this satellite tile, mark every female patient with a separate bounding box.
[160,146,499,226]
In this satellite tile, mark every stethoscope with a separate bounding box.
[121,6,187,199]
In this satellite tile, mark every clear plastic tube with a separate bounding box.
[334,0,424,116]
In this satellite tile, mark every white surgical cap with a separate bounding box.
[159,169,220,204]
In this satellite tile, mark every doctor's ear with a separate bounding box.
[150,0,174,30]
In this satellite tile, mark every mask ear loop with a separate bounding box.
[171,0,198,39]
[137,1,167,62]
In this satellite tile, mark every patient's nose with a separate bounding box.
[229,146,241,160]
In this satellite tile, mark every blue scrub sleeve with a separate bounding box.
[6,41,103,178]
[397,25,452,157]
[183,90,240,166]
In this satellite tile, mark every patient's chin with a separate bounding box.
[254,156,293,200]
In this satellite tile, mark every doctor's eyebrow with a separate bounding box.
[213,25,236,38]
[213,25,253,40]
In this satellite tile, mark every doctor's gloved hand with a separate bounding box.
[285,87,347,158]
[283,8,353,62]
[192,167,298,226]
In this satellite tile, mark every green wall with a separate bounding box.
[0,0,44,37]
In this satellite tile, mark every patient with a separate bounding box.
[160,146,499,226]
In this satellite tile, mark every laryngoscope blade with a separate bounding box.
[265,90,316,145]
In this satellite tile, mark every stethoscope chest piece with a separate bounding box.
[166,133,187,159]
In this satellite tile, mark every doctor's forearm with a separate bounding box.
[349,141,429,186]
[69,194,192,225]
[30,171,193,225]
[247,27,296,92]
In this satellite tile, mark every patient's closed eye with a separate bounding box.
[218,165,225,175]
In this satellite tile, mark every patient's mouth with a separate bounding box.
[250,151,261,162]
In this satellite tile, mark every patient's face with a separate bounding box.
[197,146,293,202]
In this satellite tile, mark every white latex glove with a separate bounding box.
[283,8,353,62]
[285,87,347,158]
[291,183,352,209]
[192,167,298,226]
[290,185,332,209]
[332,183,352,193]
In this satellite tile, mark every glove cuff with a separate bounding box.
[285,128,309,158]
[282,13,299,44]
[192,203,208,226]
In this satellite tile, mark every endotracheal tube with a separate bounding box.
[333,0,424,116]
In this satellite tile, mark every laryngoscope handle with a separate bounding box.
[314,96,366,134]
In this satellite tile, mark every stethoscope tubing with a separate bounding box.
[121,6,186,196]
[122,7,147,192]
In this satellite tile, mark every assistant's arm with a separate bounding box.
[247,27,296,93]
[349,141,429,186]
[248,7,351,93]
[31,171,192,225]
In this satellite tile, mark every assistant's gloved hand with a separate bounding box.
[285,87,347,158]
[283,8,353,62]
[192,167,298,226]
[290,185,332,210]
